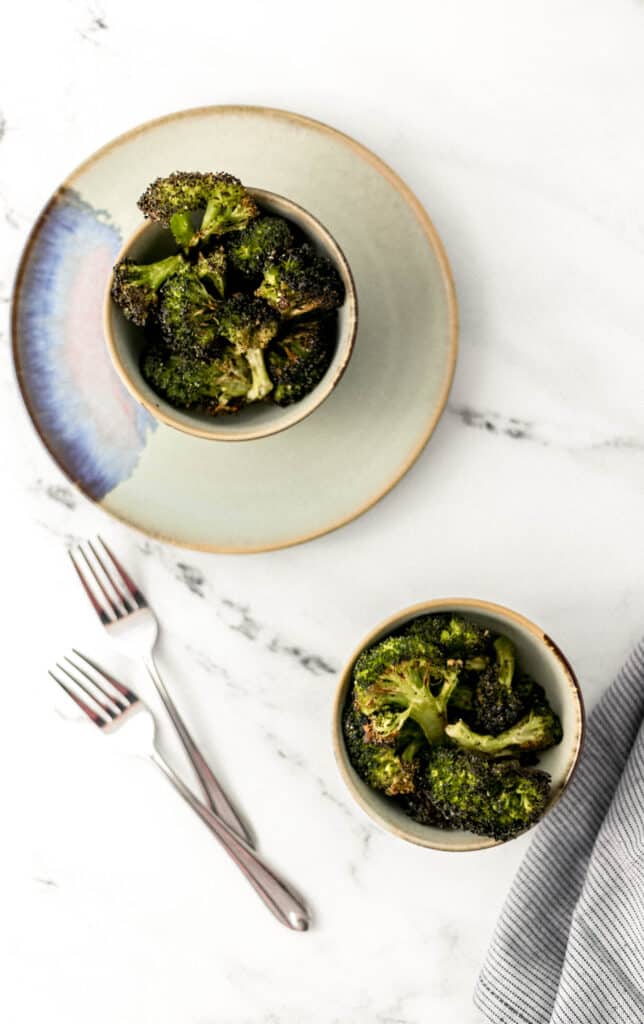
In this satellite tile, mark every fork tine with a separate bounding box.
[87,540,137,613]
[56,662,118,719]
[63,656,127,712]
[70,649,139,705]
[49,669,109,726]
[69,550,113,625]
[80,544,125,618]
[97,537,146,609]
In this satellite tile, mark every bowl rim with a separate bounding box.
[332,597,585,852]
[103,186,359,442]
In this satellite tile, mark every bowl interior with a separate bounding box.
[105,189,357,441]
[333,599,584,851]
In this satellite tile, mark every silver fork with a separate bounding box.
[69,537,251,845]
[49,652,309,931]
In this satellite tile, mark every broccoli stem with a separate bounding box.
[245,348,274,402]
[494,636,515,692]
[438,662,462,707]
[144,253,186,289]
[408,697,446,745]
[446,709,560,756]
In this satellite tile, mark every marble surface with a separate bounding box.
[2,2,644,1021]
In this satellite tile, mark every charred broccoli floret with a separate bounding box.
[141,345,250,414]
[157,264,221,355]
[255,244,344,318]
[405,613,492,658]
[196,248,227,298]
[473,635,529,734]
[266,320,333,406]
[400,788,447,827]
[423,746,551,840]
[111,253,185,326]
[138,171,259,248]
[218,294,278,401]
[446,704,563,757]
[353,636,463,746]
[228,216,294,276]
[343,706,419,796]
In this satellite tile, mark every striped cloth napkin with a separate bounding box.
[474,638,644,1024]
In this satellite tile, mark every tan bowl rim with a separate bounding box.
[332,597,585,852]
[103,186,359,442]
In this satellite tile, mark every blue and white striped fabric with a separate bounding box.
[475,639,644,1024]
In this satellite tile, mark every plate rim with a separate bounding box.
[11,104,459,554]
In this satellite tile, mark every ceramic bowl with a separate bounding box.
[332,598,584,852]
[104,188,358,442]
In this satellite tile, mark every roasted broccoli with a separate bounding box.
[471,635,528,735]
[400,787,446,827]
[111,253,186,326]
[421,746,551,840]
[342,612,563,842]
[157,264,221,356]
[112,171,347,417]
[266,320,333,406]
[353,635,463,745]
[218,294,278,401]
[228,216,294,276]
[138,171,259,248]
[196,248,227,298]
[141,345,250,414]
[446,704,563,756]
[405,613,492,658]
[256,244,344,318]
[343,706,419,796]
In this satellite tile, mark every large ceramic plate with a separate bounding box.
[12,106,458,553]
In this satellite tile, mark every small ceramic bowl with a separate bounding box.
[104,188,358,442]
[332,598,584,852]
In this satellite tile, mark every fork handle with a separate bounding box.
[144,654,252,846]
[150,753,309,931]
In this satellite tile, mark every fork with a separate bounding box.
[49,652,309,931]
[69,537,251,845]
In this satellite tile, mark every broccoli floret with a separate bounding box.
[266,320,333,406]
[138,171,228,248]
[343,706,418,796]
[473,636,526,734]
[405,614,492,657]
[196,248,227,298]
[353,636,462,746]
[218,294,279,402]
[156,264,221,356]
[138,171,259,248]
[138,171,225,225]
[141,345,250,414]
[111,253,185,326]
[198,177,258,243]
[255,244,344,318]
[400,788,447,827]
[362,708,414,746]
[445,704,563,756]
[228,216,294,276]
[422,747,551,840]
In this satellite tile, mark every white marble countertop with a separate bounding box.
[3,2,644,1021]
